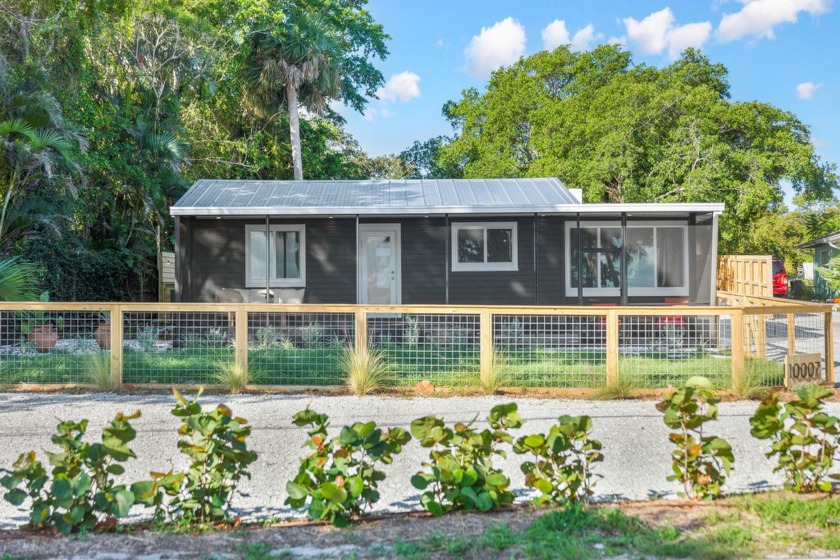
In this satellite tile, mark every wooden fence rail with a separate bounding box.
[0,300,833,391]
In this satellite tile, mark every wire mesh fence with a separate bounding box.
[368,313,480,387]
[0,308,111,384]
[742,311,827,386]
[492,314,607,388]
[618,314,734,389]
[121,310,234,384]
[247,311,355,385]
[0,302,833,390]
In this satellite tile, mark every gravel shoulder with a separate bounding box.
[0,391,804,530]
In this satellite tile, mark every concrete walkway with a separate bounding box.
[0,392,817,529]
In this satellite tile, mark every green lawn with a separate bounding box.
[0,343,785,389]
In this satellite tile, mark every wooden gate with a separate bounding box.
[717,255,772,298]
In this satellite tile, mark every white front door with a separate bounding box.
[359,224,401,304]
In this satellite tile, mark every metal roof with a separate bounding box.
[795,229,840,249]
[171,178,724,217]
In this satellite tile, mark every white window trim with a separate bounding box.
[245,224,306,288]
[564,221,689,297]
[451,221,518,272]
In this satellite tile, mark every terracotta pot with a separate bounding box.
[94,322,111,349]
[27,324,58,353]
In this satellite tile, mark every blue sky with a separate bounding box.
[338,0,839,199]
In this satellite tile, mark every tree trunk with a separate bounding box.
[287,82,303,181]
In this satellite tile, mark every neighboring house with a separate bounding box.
[170,178,724,306]
[796,230,840,300]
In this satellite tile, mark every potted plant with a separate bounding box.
[94,312,111,349]
[20,292,61,353]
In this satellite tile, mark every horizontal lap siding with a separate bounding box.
[537,217,565,305]
[448,217,536,305]
[398,219,446,304]
[183,218,355,303]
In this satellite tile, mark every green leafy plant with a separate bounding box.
[1,411,141,534]
[341,347,389,396]
[656,377,734,499]
[137,327,159,352]
[404,316,420,346]
[513,415,603,505]
[255,326,276,349]
[750,385,840,492]
[410,402,523,516]
[815,254,840,298]
[285,409,411,526]
[132,389,257,523]
[204,327,230,348]
[302,322,324,348]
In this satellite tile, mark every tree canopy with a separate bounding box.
[440,45,839,253]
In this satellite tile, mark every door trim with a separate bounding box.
[358,223,402,305]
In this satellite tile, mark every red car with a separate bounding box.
[773,259,788,297]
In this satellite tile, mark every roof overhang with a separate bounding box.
[171,202,725,218]
[795,230,840,250]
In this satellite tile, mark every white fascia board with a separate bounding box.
[170,202,725,217]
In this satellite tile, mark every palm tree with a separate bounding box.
[0,256,40,301]
[242,9,342,180]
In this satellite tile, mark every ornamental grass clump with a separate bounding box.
[85,352,119,391]
[656,376,734,499]
[285,409,411,526]
[1,411,141,534]
[750,385,840,493]
[410,402,523,516]
[131,389,257,523]
[341,347,388,395]
[514,415,603,505]
[213,361,255,394]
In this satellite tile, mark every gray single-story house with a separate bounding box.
[170,178,724,306]
[796,230,840,300]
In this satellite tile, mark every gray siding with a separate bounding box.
[448,217,537,305]
[176,215,711,306]
[179,218,356,303]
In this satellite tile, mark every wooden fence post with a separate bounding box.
[235,308,248,380]
[826,311,835,385]
[109,304,123,388]
[606,309,619,387]
[786,313,796,356]
[355,307,368,354]
[480,309,493,386]
[731,309,745,389]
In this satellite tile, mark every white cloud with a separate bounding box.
[796,81,821,99]
[465,17,527,78]
[571,24,602,51]
[624,8,674,55]
[436,38,446,48]
[623,8,711,59]
[668,22,713,58]
[376,71,421,102]
[717,0,831,42]
[542,20,602,52]
[542,19,570,50]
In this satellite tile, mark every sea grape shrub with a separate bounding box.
[750,385,840,493]
[132,389,257,523]
[285,409,411,527]
[1,411,141,534]
[656,377,734,499]
[513,415,603,505]
[410,402,523,516]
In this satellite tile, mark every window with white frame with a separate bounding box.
[245,224,305,287]
[451,222,518,271]
[564,221,688,296]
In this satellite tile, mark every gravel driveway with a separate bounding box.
[0,391,816,529]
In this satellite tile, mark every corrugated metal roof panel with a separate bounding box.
[171,178,722,216]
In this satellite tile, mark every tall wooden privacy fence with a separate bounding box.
[717,255,773,297]
[0,298,833,391]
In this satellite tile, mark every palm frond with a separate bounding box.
[0,257,41,302]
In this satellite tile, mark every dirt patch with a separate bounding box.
[0,499,773,560]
